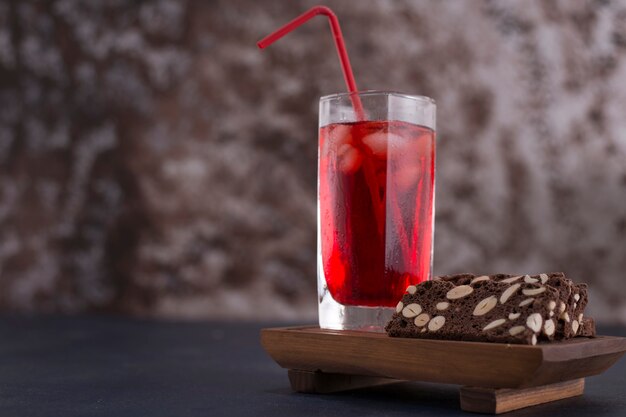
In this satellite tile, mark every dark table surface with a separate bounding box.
[1,315,625,417]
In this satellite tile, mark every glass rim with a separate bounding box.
[320,90,435,105]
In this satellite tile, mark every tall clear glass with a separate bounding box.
[318,91,436,331]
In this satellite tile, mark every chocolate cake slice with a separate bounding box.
[438,272,584,340]
[385,279,561,345]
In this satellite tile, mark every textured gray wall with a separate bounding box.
[1,0,625,322]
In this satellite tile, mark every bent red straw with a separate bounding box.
[257,5,364,118]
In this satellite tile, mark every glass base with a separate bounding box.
[318,290,394,332]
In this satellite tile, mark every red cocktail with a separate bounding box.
[319,119,435,307]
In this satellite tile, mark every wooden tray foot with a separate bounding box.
[288,369,403,394]
[460,378,585,414]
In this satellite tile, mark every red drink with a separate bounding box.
[319,120,435,307]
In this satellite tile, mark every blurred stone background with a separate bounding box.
[1,0,625,322]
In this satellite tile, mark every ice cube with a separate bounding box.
[378,128,433,190]
[395,163,421,191]
[361,131,389,159]
[388,132,417,155]
[413,132,434,159]
[391,141,425,191]
[337,143,362,174]
[324,125,353,157]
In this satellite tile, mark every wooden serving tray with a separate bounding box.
[261,326,626,414]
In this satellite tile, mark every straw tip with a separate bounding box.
[256,41,266,49]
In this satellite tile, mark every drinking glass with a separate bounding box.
[318,91,436,331]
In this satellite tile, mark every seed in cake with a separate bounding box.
[428,316,446,331]
[500,283,521,304]
[483,318,506,331]
[501,275,522,283]
[406,285,417,294]
[436,302,450,311]
[539,273,549,284]
[395,301,403,313]
[402,303,422,318]
[414,313,430,327]
[473,296,497,316]
[574,294,580,302]
[524,275,538,283]
[519,298,534,307]
[446,285,474,299]
[572,320,579,334]
[470,275,490,284]
[561,312,571,322]
[559,302,566,313]
[508,312,521,320]
[526,313,543,332]
[548,300,556,311]
[509,326,525,336]
[544,319,555,336]
[531,334,537,345]
[523,287,546,296]
[578,313,583,322]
